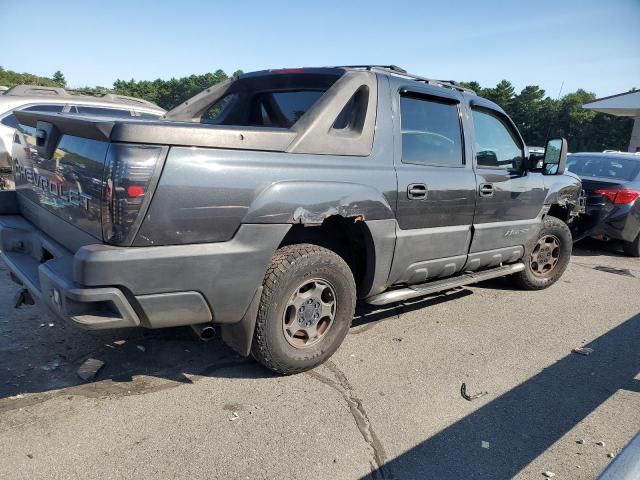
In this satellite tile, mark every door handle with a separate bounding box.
[407,183,427,200]
[479,183,494,197]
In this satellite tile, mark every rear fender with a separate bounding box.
[242,181,394,225]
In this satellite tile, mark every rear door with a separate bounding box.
[467,101,545,267]
[388,80,477,285]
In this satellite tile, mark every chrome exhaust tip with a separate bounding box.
[191,323,216,341]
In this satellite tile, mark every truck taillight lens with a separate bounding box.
[594,188,640,205]
[102,144,166,245]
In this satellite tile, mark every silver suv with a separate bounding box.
[0,85,165,172]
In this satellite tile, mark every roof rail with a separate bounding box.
[337,65,408,73]
[338,65,476,94]
[3,84,161,109]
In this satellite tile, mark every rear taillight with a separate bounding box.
[102,144,166,245]
[594,188,640,205]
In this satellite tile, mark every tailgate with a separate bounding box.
[11,111,166,249]
[12,112,113,241]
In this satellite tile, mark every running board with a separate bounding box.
[366,262,525,306]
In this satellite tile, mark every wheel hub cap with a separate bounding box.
[530,234,561,277]
[283,279,337,348]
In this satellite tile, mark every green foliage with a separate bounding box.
[463,80,633,151]
[0,64,632,152]
[0,66,63,88]
[112,69,230,110]
[52,70,66,88]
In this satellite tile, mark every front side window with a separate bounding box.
[472,109,523,170]
[400,94,463,166]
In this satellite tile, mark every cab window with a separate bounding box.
[400,94,463,166]
[472,109,523,170]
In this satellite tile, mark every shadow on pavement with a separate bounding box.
[366,313,640,480]
[573,238,628,257]
[0,284,474,404]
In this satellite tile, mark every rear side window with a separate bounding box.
[1,104,64,128]
[71,106,133,117]
[400,95,463,166]
[472,109,523,170]
[133,112,162,119]
[25,104,65,113]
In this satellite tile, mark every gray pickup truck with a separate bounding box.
[0,66,583,374]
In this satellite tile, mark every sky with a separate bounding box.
[1,0,638,98]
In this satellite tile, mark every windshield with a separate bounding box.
[567,155,640,181]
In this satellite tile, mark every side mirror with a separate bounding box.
[543,138,568,175]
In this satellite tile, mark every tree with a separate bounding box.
[52,70,66,88]
[482,80,516,110]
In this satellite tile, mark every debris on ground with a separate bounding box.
[596,441,606,447]
[77,358,105,381]
[481,441,490,449]
[607,452,616,458]
[576,439,585,444]
[26,454,33,459]
[542,471,556,478]
[229,412,239,421]
[461,382,488,401]
[392,337,403,342]
[8,394,24,400]
[572,347,594,356]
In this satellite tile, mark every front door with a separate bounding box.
[388,82,477,285]
[467,102,545,268]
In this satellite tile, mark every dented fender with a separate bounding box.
[242,181,394,225]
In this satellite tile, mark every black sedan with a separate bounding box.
[567,152,640,256]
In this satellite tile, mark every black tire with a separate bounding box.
[251,243,356,375]
[510,216,572,290]
[623,233,640,257]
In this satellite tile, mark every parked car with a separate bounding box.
[527,145,545,169]
[567,151,640,256]
[0,85,165,173]
[0,65,583,374]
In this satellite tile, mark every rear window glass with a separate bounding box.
[199,73,342,128]
[203,90,324,128]
[567,155,640,181]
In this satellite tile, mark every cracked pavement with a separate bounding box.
[0,238,639,479]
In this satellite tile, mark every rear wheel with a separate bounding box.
[510,216,572,290]
[251,244,356,375]
[622,233,640,257]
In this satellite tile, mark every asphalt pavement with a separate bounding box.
[0,239,638,480]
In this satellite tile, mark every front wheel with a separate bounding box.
[510,216,573,290]
[251,244,356,375]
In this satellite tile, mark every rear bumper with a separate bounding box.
[582,202,640,243]
[0,213,289,334]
